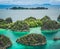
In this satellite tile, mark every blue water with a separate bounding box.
[0,27,60,49]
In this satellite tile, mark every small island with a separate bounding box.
[24,17,43,28]
[9,21,29,32]
[10,7,48,10]
[0,35,12,49]
[16,34,46,46]
[41,16,60,33]
[53,37,60,41]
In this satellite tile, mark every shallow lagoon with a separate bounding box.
[0,27,60,49]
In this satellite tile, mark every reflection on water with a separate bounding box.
[0,28,60,49]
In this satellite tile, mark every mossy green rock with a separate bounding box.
[41,16,51,23]
[16,34,46,46]
[25,17,43,28]
[9,21,29,31]
[0,35,12,49]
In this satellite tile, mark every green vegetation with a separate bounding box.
[5,17,12,24]
[0,18,12,29]
[16,33,46,46]
[0,19,7,25]
[41,16,60,33]
[9,21,29,31]
[0,16,60,32]
[0,17,43,31]
[10,7,48,10]
[41,20,60,30]
[24,17,43,28]
[41,16,51,23]
[0,35,12,49]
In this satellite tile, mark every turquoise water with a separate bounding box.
[0,27,60,49]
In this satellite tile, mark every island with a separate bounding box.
[41,16,60,33]
[0,17,43,31]
[24,17,43,28]
[0,35,12,49]
[0,17,12,29]
[9,21,29,32]
[10,7,48,10]
[53,37,60,41]
[0,16,60,33]
[16,33,46,46]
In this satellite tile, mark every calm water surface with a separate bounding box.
[0,7,60,22]
[0,27,60,49]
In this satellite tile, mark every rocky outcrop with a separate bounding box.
[41,16,60,32]
[24,17,43,28]
[41,20,60,30]
[41,16,51,23]
[0,35,12,49]
[53,37,60,41]
[5,17,12,24]
[57,15,60,22]
[16,34,46,46]
[9,21,29,32]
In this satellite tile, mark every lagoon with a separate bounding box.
[0,27,60,49]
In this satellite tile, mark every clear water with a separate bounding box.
[0,27,60,49]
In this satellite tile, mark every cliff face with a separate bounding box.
[57,15,60,22]
[0,35,12,49]
[16,34,46,46]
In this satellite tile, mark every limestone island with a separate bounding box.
[41,16,60,33]
[0,16,60,33]
[9,21,29,32]
[0,17,43,32]
[24,17,43,28]
[0,35,12,49]
[16,34,46,46]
